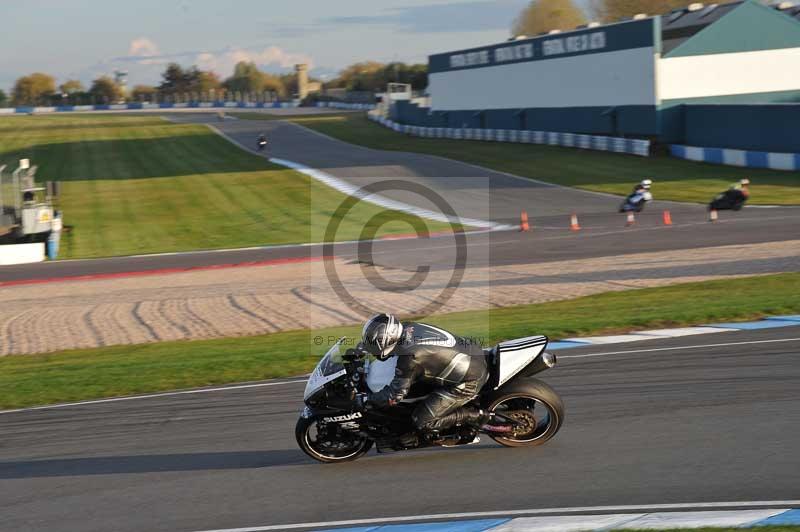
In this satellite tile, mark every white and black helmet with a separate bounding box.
[361,313,403,360]
[640,179,653,190]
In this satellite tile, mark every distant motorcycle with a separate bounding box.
[709,188,748,211]
[619,190,653,213]
[296,336,564,463]
[257,139,268,152]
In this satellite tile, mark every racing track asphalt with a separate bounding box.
[2,112,799,282]
[2,326,799,532]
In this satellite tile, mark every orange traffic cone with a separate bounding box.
[570,213,581,231]
[663,210,673,226]
[709,209,718,222]
[520,211,530,232]
[625,212,636,226]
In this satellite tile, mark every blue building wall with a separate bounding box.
[393,101,659,137]
[393,99,800,153]
[683,104,800,152]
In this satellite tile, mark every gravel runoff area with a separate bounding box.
[1,239,799,356]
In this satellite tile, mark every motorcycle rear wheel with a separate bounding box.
[485,379,564,447]
[295,417,373,463]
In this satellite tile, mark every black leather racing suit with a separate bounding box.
[368,322,488,433]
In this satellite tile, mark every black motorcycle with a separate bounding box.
[709,188,748,211]
[257,139,267,152]
[296,336,564,463]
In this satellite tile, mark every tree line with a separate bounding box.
[5,60,428,107]
[513,0,688,36]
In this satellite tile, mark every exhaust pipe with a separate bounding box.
[522,352,557,377]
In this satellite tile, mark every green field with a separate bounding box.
[3,272,798,409]
[238,112,800,205]
[0,115,451,258]
[618,528,798,532]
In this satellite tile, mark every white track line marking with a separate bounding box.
[558,337,800,359]
[269,156,511,231]
[190,501,800,532]
[206,122,511,232]
[283,120,636,203]
[0,379,306,415]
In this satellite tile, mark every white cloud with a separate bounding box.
[88,42,314,87]
[127,37,163,65]
[195,46,314,76]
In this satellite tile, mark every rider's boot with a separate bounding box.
[431,406,491,432]
[420,406,491,445]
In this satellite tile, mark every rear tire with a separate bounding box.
[484,379,564,448]
[295,417,373,463]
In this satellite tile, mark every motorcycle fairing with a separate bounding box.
[304,339,348,400]
[495,335,548,389]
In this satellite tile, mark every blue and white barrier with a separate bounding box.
[670,144,800,171]
[316,101,376,110]
[310,507,800,531]
[0,101,301,115]
[367,112,651,157]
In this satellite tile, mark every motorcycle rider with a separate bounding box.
[257,133,268,149]
[358,314,491,440]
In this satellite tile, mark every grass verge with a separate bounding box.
[617,528,799,532]
[2,272,798,409]
[0,114,451,258]
[235,112,800,205]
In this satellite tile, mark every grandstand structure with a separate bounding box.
[392,0,800,155]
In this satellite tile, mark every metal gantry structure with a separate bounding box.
[1,159,60,243]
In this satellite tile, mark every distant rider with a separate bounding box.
[257,133,267,148]
[732,178,750,197]
[632,179,652,195]
[358,314,490,440]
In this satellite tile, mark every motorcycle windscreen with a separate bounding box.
[495,335,548,388]
[304,338,348,400]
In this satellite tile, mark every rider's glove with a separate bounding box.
[354,342,371,358]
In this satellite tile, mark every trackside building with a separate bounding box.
[394,0,800,155]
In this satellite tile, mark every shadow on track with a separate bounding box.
[0,450,310,478]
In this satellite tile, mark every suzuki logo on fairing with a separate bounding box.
[323,412,363,423]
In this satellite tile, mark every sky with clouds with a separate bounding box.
[1,0,541,92]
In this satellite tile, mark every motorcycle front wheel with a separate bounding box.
[485,379,564,448]
[295,417,373,463]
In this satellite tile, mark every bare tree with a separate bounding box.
[89,76,124,104]
[513,0,588,36]
[12,73,56,106]
[590,0,687,23]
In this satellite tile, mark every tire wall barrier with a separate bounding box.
[315,102,376,110]
[670,144,800,171]
[367,111,651,157]
[0,101,302,114]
